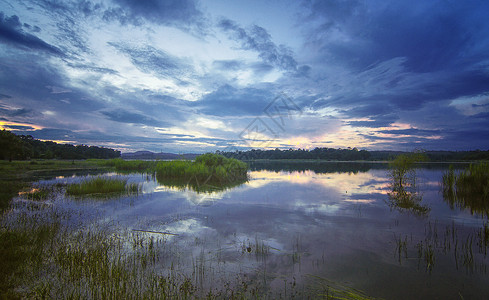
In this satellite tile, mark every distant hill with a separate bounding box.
[122,151,199,160]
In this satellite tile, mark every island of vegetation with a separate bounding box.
[108,153,249,192]
[66,176,141,198]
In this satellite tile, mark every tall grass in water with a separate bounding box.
[442,163,489,217]
[156,153,248,192]
[66,176,140,197]
[387,153,430,216]
[104,158,157,173]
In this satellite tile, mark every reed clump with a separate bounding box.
[387,153,430,216]
[105,158,157,173]
[155,153,248,192]
[442,163,489,217]
[66,176,140,197]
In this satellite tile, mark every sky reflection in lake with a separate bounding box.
[29,163,489,299]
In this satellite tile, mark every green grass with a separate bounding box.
[155,153,248,192]
[442,163,489,217]
[103,158,158,173]
[0,159,111,210]
[66,176,141,197]
[0,200,308,299]
[387,153,430,216]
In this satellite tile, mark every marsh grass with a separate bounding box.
[442,163,489,217]
[0,159,111,210]
[156,154,248,192]
[393,221,489,274]
[66,176,141,198]
[306,275,377,300]
[104,158,158,173]
[0,203,313,299]
[387,153,430,216]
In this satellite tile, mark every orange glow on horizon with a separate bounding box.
[0,121,44,131]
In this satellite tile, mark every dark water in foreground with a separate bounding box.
[24,162,489,299]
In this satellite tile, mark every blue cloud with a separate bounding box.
[103,0,205,30]
[109,42,191,79]
[101,108,168,127]
[0,93,11,100]
[218,18,298,73]
[194,85,275,117]
[0,12,64,56]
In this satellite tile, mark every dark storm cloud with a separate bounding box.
[0,12,64,56]
[101,108,168,127]
[194,84,275,117]
[302,0,489,72]
[302,0,489,133]
[103,0,205,30]
[218,18,299,72]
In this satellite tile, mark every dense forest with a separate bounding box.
[0,130,120,160]
[218,147,371,161]
[218,148,489,161]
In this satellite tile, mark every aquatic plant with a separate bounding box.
[105,158,157,173]
[387,153,430,216]
[65,176,140,197]
[442,163,489,217]
[306,275,377,300]
[156,153,248,192]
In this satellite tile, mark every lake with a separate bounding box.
[11,162,489,299]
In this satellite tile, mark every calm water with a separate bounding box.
[27,162,489,299]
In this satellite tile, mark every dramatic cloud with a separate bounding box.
[102,0,205,30]
[0,12,64,56]
[1,0,489,152]
[218,18,300,73]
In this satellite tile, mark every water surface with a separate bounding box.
[24,162,489,299]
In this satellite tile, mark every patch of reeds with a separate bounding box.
[442,163,489,217]
[104,158,157,173]
[155,153,248,192]
[306,275,378,300]
[387,153,430,216]
[65,176,140,197]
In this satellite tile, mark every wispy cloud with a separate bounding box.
[218,18,300,73]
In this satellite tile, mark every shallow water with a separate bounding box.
[24,162,489,299]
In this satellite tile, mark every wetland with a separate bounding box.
[1,159,489,299]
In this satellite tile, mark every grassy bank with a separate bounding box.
[0,159,110,210]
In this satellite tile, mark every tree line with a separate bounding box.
[0,130,120,161]
[218,147,489,161]
[217,147,371,161]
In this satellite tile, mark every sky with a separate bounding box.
[1,0,489,153]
